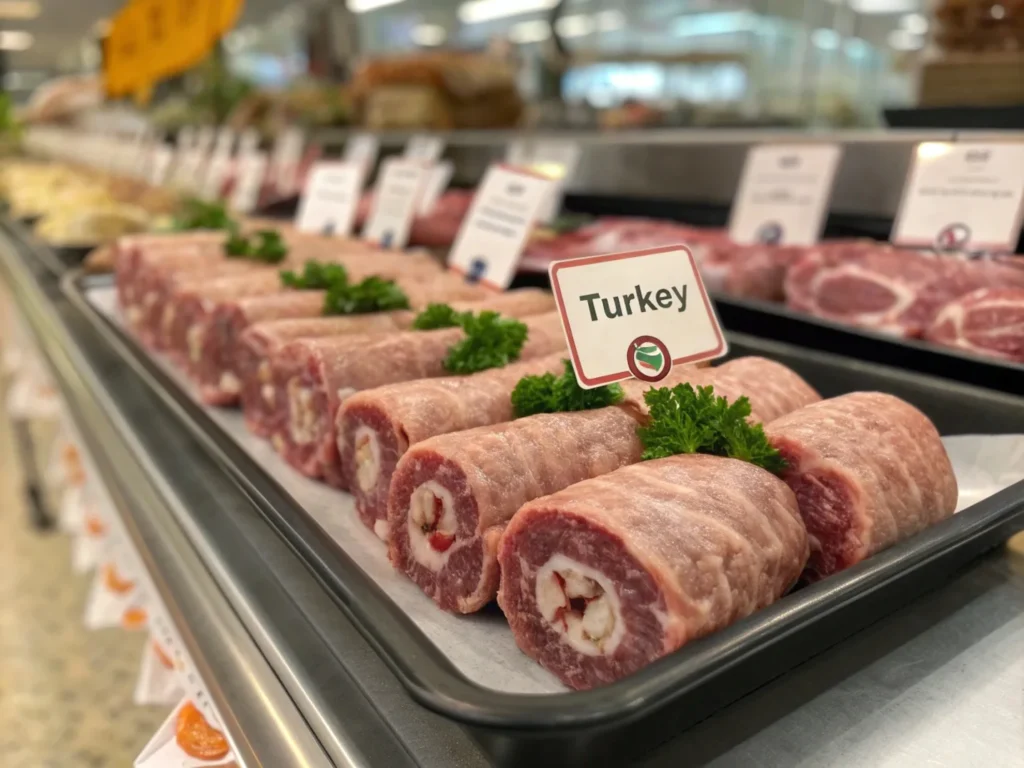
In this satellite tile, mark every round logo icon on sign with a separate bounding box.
[626,336,672,383]
[935,223,971,252]
[756,221,784,245]
[466,257,488,283]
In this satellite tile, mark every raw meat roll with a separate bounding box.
[925,287,1024,363]
[387,357,819,612]
[766,392,958,581]
[337,353,567,536]
[497,454,808,690]
[278,312,567,487]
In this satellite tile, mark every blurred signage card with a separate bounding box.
[195,126,216,153]
[230,152,268,214]
[271,127,305,194]
[447,164,555,290]
[239,128,260,157]
[506,138,581,223]
[295,161,366,236]
[148,145,174,187]
[202,129,236,201]
[364,158,430,249]
[892,141,1024,253]
[418,160,454,214]
[405,134,445,162]
[728,143,842,246]
[344,133,380,177]
[549,245,727,389]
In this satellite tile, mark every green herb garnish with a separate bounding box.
[324,276,410,315]
[511,359,624,417]
[637,383,786,473]
[443,311,528,374]
[412,303,468,330]
[224,229,288,263]
[173,199,235,231]
[224,229,251,257]
[281,260,348,289]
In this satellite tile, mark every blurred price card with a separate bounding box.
[728,143,842,246]
[230,152,268,214]
[892,141,1024,254]
[270,127,305,194]
[344,132,380,178]
[506,138,581,223]
[365,158,430,249]
[405,134,445,162]
[447,164,555,290]
[295,161,366,236]
[418,160,454,214]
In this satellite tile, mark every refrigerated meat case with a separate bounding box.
[4,132,1024,767]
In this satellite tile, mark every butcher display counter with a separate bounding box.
[2,216,1024,767]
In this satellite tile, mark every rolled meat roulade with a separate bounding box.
[765,391,957,581]
[278,312,567,487]
[337,353,568,539]
[497,454,808,690]
[199,287,554,406]
[387,357,819,613]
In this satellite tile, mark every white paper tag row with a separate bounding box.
[892,141,1024,253]
[134,697,234,768]
[418,161,454,215]
[134,637,185,707]
[83,560,142,630]
[230,152,268,214]
[295,160,366,236]
[148,145,175,187]
[549,245,727,389]
[344,132,380,178]
[447,165,557,290]
[364,158,431,250]
[405,134,445,162]
[271,127,306,194]
[728,143,843,246]
[506,138,581,223]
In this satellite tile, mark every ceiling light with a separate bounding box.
[459,0,558,25]
[991,4,1006,18]
[811,28,841,50]
[844,36,871,57]
[900,13,928,34]
[850,0,919,14]
[0,1,39,20]
[595,10,625,31]
[508,19,551,44]
[411,23,446,46]
[0,30,33,51]
[888,28,924,50]
[349,0,405,13]
[556,14,594,38]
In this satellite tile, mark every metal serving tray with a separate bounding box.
[64,269,1024,766]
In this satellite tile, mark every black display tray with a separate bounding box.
[713,293,1024,398]
[63,269,1024,766]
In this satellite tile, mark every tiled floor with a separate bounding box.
[0,393,166,767]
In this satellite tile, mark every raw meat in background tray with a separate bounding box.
[238,289,555,436]
[278,312,568,488]
[355,189,474,248]
[766,391,958,581]
[497,454,809,690]
[925,288,1024,363]
[387,357,820,614]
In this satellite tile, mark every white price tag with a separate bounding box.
[271,127,305,193]
[892,142,1024,252]
[148,145,174,187]
[230,152,268,214]
[173,149,206,192]
[344,132,379,176]
[364,158,430,249]
[405,134,444,162]
[239,128,260,157]
[418,161,454,214]
[195,126,216,153]
[202,152,232,201]
[506,138,581,223]
[178,126,197,150]
[728,143,842,246]
[212,127,235,157]
[135,698,233,768]
[447,164,555,290]
[295,160,366,235]
[549,245,727,389]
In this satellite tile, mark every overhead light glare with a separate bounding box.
[595,9,625,31]
[888,28,924,50]
[811,27,841,50]
[900,13,929,34]
[508,19,551,44]
[411,23,446,46]
[850,0,919,14]
[555,14,595,38]
[0,1,39,20]
[459,0,558,25]
[349,0,406,13]
[0,30,33,51]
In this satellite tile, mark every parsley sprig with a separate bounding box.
[324,275,410,315]
[511,359,624,417]
[173,199,235,231]
[412,303,467,330]
[280,261,348,290]
[637,383,786,473]
[443,311,528,374]
[224,229,288,264]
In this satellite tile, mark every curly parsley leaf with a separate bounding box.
[280,260,348,290]
[250,230,288,263]
[224,229,251,257]
[174,199,235,231]
[443,311,528,374]
[412,303,468,330]
[323,275,410,315]
[511,359,624,417]
[637,383,786,473]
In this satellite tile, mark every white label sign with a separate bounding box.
[418,160,454,214]
[364,158,429,249]
[345,132,379,176]
[892,142,1024,252]
[728,143,842,246]
[230,152,268,214]
[549,245,727,389]
[173,149,206,192]
[507,138,581,223]
[148,145,174,187]
[271,127,305,193]
[202,152,232,201]
[195,126,216,153]
[447,165,556,290]
[239,129,260,157]
[295,161,366,236]
[405,134,444,162]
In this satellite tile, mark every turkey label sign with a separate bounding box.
[892,141,1024,253]
[549,245,727,389]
